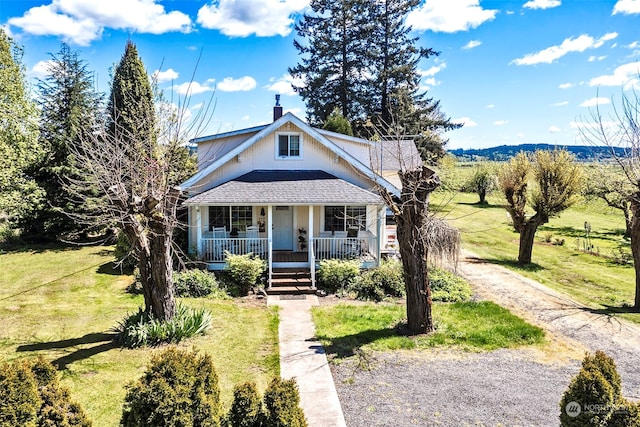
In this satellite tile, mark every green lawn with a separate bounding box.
[0,245,279,426]
[432,190,639,324]
[312,301,545,357]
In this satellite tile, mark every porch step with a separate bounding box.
[267,268,315,295]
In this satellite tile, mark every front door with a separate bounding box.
[273,206,293,250]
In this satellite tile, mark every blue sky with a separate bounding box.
[1,0,640,149]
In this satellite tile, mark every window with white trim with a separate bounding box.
[323,206,366,232]
[277,133,301,158]
[209,206,253,232]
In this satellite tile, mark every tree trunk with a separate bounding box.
[624,205,632,240]
[517,214,547,265]
[478,188,486,204]
[629,195,640,311]
[394,166,440,334]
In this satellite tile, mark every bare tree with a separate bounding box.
[377,122,459,334]
[584,164,634,238]
[580,89,640,310]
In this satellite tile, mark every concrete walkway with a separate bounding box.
[267,294,347,427]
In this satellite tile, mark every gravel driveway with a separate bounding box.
[328,250,640,427]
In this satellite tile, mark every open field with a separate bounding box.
[432,189,639,324]
[0,245,279,426]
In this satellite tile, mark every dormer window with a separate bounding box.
[277,133,301,158]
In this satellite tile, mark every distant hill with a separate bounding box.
[449,144,626,161]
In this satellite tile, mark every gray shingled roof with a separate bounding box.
[184,170,383,205]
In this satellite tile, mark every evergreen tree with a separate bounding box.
[367,0,460,163]
[107,40,155,150]
[26,43,103,240]
[0,29,44,236]
[289,0,370,126]
[322,107,353,136]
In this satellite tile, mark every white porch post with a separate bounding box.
[267,205,273,289]
[308,205,316,289]
[196,206,203,259]
[377,205,384,265]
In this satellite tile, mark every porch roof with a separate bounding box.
[183,170,384,205]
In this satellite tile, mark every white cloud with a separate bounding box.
[580,97,610,107]
[197,0,308,37]
[463,40,482,50]
[420,63,447,77]
[588,55,606,62]
[217,76,257,92]
[407,0,497,33]
[613,0,640,14]
[30,60,55,79]
[485,104,495,109]
[523,0,561,9]
[559,82,574,89]
[8,0,191,46]
[494,120,509,125]
[628,41,640,49]
[175,81,215,95]
[589,62,640,88]
[452,117,477,127]
[153,68,179,83]
[551,101,569,106]
[549,125,561,133]
[512,32,618,65]
[266,74,305,96]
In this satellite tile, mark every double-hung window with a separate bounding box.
[277,134,301,158]
[209,206,253,232]
[323,206,366,232]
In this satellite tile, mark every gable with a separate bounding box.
[181,113,400,198]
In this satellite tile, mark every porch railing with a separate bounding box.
[312,236,377,261]
[201,237,268,263]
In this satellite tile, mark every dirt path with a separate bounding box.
[456,249,640,400]
[331,250,640,426]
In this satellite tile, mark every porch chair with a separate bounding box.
[212,226,228,260]
[246,225,264,258]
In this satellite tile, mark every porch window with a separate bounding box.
[208,206,253,232]
[277,134,301,157]
[324,206,366,232]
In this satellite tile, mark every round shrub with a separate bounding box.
[0,357,91,427]
[173,269,223,298]
[429,268,472,302]
[225,253,266,296]
[317,259,360,294]
[350,258,405,301]
[227,382,263,427]
[263,377,307,427]
[121,348,221,427]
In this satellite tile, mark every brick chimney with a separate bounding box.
[273,94,283,121]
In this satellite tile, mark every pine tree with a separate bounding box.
[289,0,371,126]
[367,0,461,162]
[26,43,103,240]
[0,29,44,236]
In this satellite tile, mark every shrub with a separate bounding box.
[262,378,307,427]
[0,357,91,427]
[560,350,640,427]
[316,259,360,294]
[227,382,263,427]
[114,304,211,348]
[226,252,266,296]
[174,269,227,298]
[121,348,221,427]
[429,268,472,302]
[350,259,405,302]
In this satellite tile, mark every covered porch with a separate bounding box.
[184,171,385,290]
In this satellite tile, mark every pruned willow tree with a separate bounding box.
[579,89,640,310]
[67,41,197,320]
[378,120,460,335]
[498,150,584,265]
